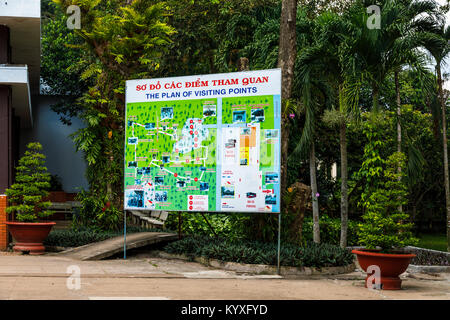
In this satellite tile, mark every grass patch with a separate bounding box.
[417,233,447,252]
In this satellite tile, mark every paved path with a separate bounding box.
[0,253,448,300]
[56,232,178,260]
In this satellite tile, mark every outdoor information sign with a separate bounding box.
[124,69,281,213]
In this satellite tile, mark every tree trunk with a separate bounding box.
[372,85,379,111]
[395,71,403,213]
[278,0,297,191]
[309,142,320,243]
[339,122,348,248]
[437,65,450,252]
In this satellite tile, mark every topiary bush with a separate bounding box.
[357,151,418,252]
[5,142,53,222]
[163,235,354,268]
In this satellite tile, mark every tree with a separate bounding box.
[5,143,52,222]
[53,0,174,230]
[278,0,298,191]
[420,24,450,251]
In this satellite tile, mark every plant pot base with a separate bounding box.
[13,242,46,255]
[5,222,55,255]
[365,275,402,290]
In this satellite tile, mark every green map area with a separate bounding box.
[125,99,218,211]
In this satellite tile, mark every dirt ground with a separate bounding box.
[0,252,448,300]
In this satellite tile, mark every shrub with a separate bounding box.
[44,226,156,247]
[5,142,53,222]
[163,235,354,268]
[357,146,418,251]
[72,190,123,232]
[302,214,359,246]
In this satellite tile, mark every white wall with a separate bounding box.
[20,95,88,192]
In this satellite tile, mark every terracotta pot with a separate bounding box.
[352,249,416,290]
[5,221,55,255]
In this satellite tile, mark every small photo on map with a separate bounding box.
[143,167,151,175]
[155,176,164,186]
[221,186,235,198]
[127,120,134,127]
[135,179,141,185]
[200,182,209,191]
[246,192,257,198]
[126,190,144,208]
[265,172,279,184]
[265,129,279,139]
[145,123,155,130]
[128,161,137,168]
[200,166,206,171]
[251,108,265,122]
[240,128,251,135]
[265,195,277,205]
[225,139,236,149]
[137,168,143,175]
[162,156,170,164]
[232,110,246,123]
[128,137,138,145]
[203,105,216,117]
[240,158,248,166]
[177,180,186,188]
[155,191,168,202]
[161,107,174,120]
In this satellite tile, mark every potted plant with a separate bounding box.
[352,151,418,290]
[5,142,55,255]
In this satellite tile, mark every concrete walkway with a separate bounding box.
[57,232,178,260]
[0,252,448,300]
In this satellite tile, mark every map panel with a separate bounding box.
[125,69,281,213]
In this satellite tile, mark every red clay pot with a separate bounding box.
[5,222,55,255]
[352,249,416,290]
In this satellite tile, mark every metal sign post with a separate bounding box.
[123,210,127,259]
[277,213,281,275]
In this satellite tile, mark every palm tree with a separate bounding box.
[420,24,450,251]
[291,14,337,243]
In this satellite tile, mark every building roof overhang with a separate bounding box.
[0,65,33,128]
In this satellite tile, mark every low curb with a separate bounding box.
[157,251,356,276]
[407,265,450,274]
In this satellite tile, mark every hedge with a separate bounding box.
[302,214,359,246]
[163,235,354,268]
[44,227,160,248]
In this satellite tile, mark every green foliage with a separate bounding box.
[163,235,354,267]
[5,143,53,222]
[72,190,123,232]
[357,143,418,251]
[303,214,359,246]
[51,0,175,229]
[165,212,236,238]
[44,226,154,247]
